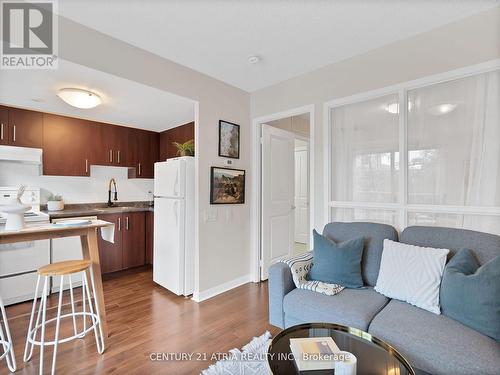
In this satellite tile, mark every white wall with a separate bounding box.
[55,14,251,298]
[251,6,500,232]
[0,162,153,204]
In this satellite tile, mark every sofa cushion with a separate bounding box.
[368,300,500,375]
[440,249,500,341]
[283,287,389,331]
[400,226,500,264]
[323,222,398,286]
[308,230,364,288]
[375,239,449,314]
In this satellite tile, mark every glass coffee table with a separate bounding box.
[268,323,415,374]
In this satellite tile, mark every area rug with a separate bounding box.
[201,331,272,375]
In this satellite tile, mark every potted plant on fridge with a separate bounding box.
[172,139,194,157]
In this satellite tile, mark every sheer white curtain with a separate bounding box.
[330,69,500,234]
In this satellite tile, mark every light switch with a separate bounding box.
[204,208,218,222]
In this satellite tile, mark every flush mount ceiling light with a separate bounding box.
[57,88,102,109]
[427,103,457,116]
[247,55,261,64]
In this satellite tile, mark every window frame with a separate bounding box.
[323,60,500,232]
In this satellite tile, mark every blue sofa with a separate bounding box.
[268,222,500,375]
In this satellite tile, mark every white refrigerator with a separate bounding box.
[153,156,195,296]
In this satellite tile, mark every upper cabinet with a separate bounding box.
[90,122,129,167]
[0,106,43,148]
[0,104,173,178]
[159,121,194,160]
[128,128,159,179]
[43,114,91,176]
[0,106,8,145]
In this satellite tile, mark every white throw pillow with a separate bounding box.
[374,239,449,314]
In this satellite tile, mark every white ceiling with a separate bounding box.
[0,59,195,132]
[58,0,499,92]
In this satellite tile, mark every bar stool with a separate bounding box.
[0,295,16,372]
[23,260,104,375]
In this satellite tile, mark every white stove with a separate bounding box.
[0,187,50,305]
[0,187,49,225]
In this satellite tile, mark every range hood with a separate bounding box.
[0,145,43,164]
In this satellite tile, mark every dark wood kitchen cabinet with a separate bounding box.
[43,114,91,176]
[145,211,154,265]
[122,212,146,269]
[159,121,194,160]
[0,106,43,148]
[90,122,129,167]
[97,213,123,273]
[97,211,146,274]
[0,106,8,145]
[128,129,159,178]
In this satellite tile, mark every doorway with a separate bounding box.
[252,106,314,281]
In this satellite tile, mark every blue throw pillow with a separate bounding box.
[440,249,500,342]
[308,230,364,288]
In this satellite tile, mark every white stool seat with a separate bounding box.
[0,295,16,373]
[24,261,104,375]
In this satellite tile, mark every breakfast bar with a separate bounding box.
[0,220,114,342]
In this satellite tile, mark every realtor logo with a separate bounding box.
[1,0,58,69]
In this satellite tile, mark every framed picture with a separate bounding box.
[210,167,245,204]
[218,120,240,159]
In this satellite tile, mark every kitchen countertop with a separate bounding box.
[42,201,154,219]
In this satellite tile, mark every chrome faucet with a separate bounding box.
[107,178,118,207]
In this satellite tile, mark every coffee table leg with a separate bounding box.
[81,228,109,341]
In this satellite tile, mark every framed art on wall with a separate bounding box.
[210,167,245,204]
[218,120,240,159]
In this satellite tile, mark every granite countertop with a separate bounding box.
[42,201,154,219]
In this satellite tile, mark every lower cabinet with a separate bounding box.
[145,212,154,265]
[97,211,146,274]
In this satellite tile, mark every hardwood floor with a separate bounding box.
[4,268,279,374]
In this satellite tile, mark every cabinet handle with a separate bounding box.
[109,150,113,163]
[125,216,129,230]
[85,159,88,174]
[0,123,3,140]
[138,163,142,176]
[117,150,121,164]
[118,217,121,231]
[12,125,16,142]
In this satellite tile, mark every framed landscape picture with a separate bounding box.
[210,167,245,204]
[218,120,240,159]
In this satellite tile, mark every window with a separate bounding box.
[327,67,500,234]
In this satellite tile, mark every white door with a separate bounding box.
[261,124,295,280]
[153,197,185,295]
[294,142,309,244]
[154,159,185,198]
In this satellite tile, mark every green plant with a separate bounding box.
[48,193,63,201]
[172,139,194,156]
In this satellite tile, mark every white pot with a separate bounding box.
[47,200,64,211]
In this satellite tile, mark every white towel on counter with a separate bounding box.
[99,224,115,243]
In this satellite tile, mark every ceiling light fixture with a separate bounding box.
[57,88,102,109]
[248,55,261,64]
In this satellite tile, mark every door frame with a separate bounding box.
[251,104,315,282]
[293,135,310,246]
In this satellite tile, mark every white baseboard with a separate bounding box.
[192,274,252,302]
